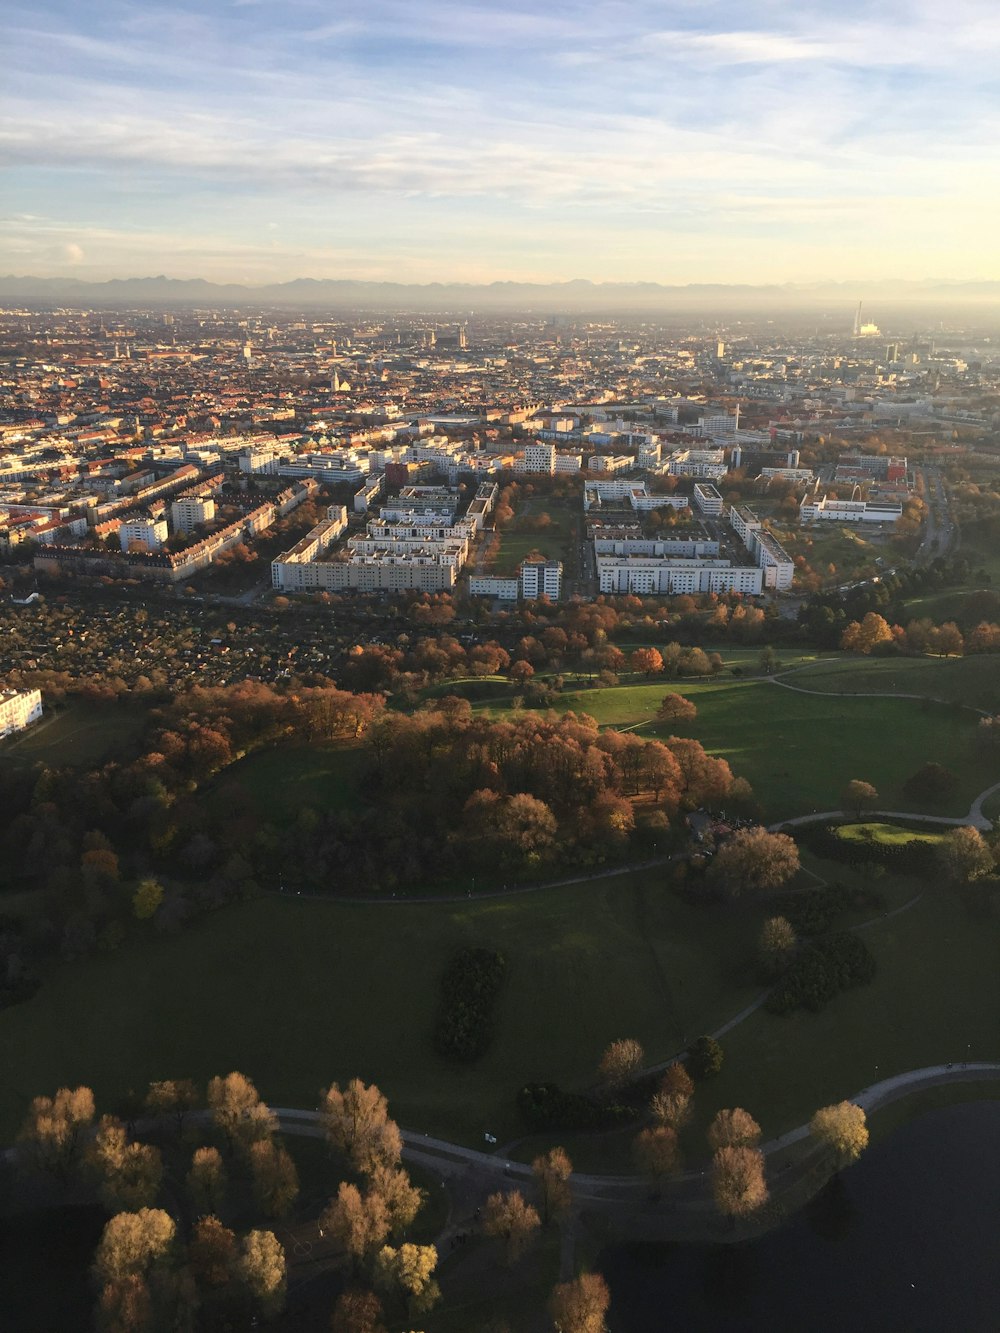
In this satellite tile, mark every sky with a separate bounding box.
[3,0,999,285]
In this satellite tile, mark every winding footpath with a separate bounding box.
[272,1060,1000,1207]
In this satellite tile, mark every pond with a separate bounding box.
[601,1100,1000,1332]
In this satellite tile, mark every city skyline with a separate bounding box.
[4,0,1000,284]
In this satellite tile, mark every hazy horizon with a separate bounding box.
[5,1,1000,285]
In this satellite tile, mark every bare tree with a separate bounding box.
[597,1038,644,1093]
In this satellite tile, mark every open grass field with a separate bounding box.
[0,870,761,1149]
[0,701,147,771]
[494,499,578,576]
[480,676,999,819]
[775,653,1000,712]
[206,743,369,818]
[693,884,1000,1141]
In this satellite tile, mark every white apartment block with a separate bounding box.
[800,495,904,523]
[730,504,762,550]
[523,442,557,474]
[271,508,349,589]
[668,449,728,479]
[593,535,721,558]
[0,687,43,739]
[583,480,689,512]
[171,495,216,533]
[520,560,563,601]
[693,483,724,517]
[759,467,815,482]
[754,532,795,590]
[554,453,583,474]
[728,505,794,590]
[468,575,520,600]
[597,556,763,597]
[119,518,168,552]
[587,454,633,474]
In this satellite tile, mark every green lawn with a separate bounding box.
[693,884,1000,1140]
[776,654,1000,713]
[0,871,760,1148]
[835,822,947,847]
[0,701,147,770]
[482,676,998,819]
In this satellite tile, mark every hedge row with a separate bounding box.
[517,1082,639,1132]
[434,947,506,1062]
[766,931,876,1014]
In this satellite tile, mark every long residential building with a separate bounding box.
[0,687,43,739]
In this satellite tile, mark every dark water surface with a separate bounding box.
[601,1100,1000,1332]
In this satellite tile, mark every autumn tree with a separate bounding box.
[133,878,164,920]
[17,1085,96,1182]
[650,1087,692,1131]
[711,1146,768,1223]
[368,1163,424,1238]
[548,1271,611,1333]
[656,692,697,724]
[659,1062,694,1097]
[187,1146,227,1217]
[707,1108,762,1151]
[321,1182,390,1267]
[86,1115,164,1211]
[758,916,797,977]
[95,1272,153,1333]
[188,1215,238,1290]
[207,1072,277,1156]
[630,647,664,677]
[708,827,799,898]
[938,826,995,884]
[373,1243,441,1317]
[810,1101,869,1165]
[331,1287,387,1333]
[319,1079,402,1175]
[597,1037,644,1093]
[841,780,879,818]
[532,1147,573,1224]
[632,1125,681,1184]
[841,612,894,655]
[144,1079,200,1134]
[249,1139,300,1218]
[93,1208,177,1286]
[236,1229,286,1318]
[483,1190,541,1264]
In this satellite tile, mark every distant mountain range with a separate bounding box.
[1,274,999,312]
